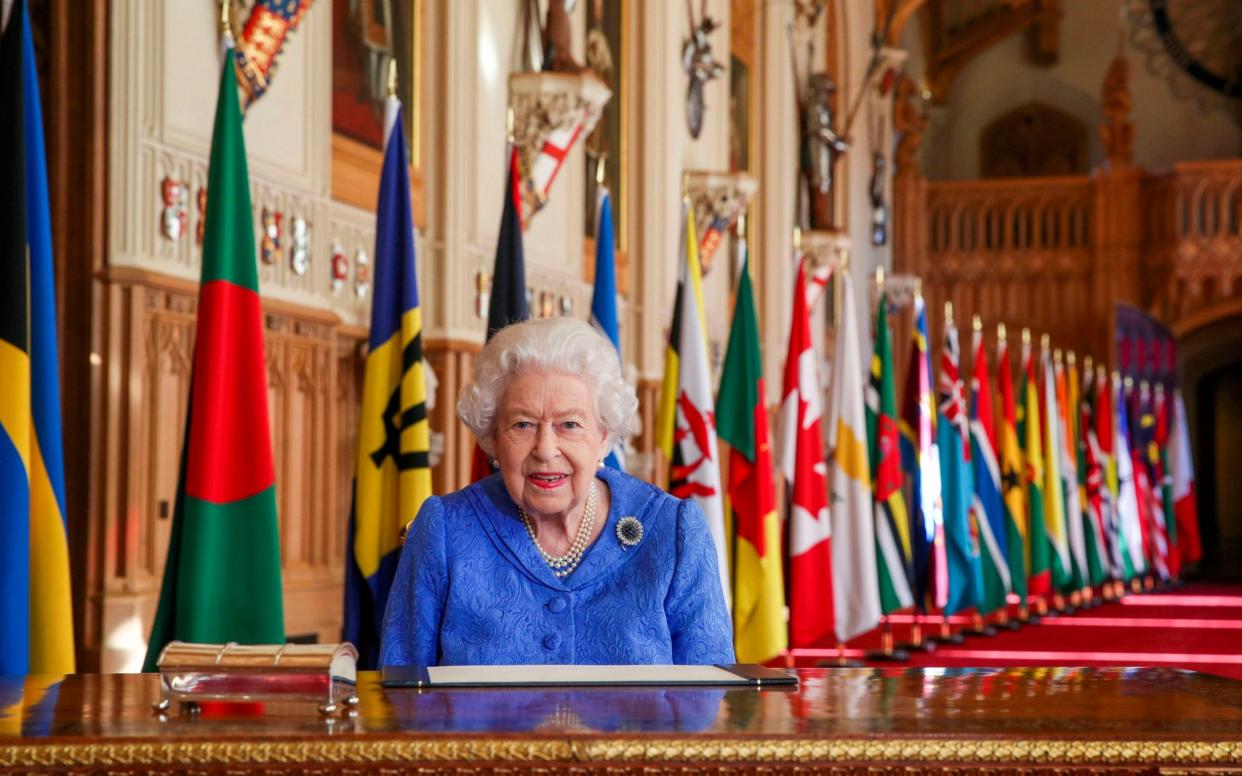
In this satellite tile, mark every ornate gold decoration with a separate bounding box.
[682,170,757,276]
[508,72,612,226]
[1,737,1240,769]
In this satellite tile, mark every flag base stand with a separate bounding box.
[1131,578,1144,594]
[897,621,937,654]
[966,614,997,637]
[816,643,864,668]
[928,619,965,646]
[1015,605,1039,626]
[996,609,1021,631]
[865,626,911,662]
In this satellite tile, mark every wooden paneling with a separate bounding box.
[87,270,365,669]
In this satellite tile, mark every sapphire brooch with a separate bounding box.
[616,516,643,548]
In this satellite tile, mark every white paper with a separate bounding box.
[427,664,743,686]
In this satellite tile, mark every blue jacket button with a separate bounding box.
[547,597,567,613]
[543,633,561,650]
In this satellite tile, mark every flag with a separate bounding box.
[471,146,529,481]
[826,272,881,642]
[1019,333,1051,596]
[1078,365,1111,587]
[1094,365,1126,581]
[343,93,432,669]
[0,0,74,675]
[657,206,728,606]
[143,50,284,671]
[1169,388,1201,564]
[1113,375,1146,579]
[1040,346,1073,592]
[590,186,625,472]
[936,311,982,615]
[899,294,945,611]
[995,329,1027,604]
[718,251,786,662]
[780,255,834,647]
[1055,354,1088,591]
[1153,384,1179,578]
[866,295,914,613]
[1135,382,1169,579]
[969,321,1010,615]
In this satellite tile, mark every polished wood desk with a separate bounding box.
[1,667,1240,773]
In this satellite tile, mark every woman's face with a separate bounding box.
[493,371,608,523]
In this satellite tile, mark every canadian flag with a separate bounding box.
[1169,388,1201,564]
[779,254,835,647]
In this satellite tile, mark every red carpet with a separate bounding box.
[787,583,1242,681]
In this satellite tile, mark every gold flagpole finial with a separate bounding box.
[1068,350,1077,366]
[944,300,954,324]
[997,322,1007,341]
[972,314,982,332]
[1083,354,1092,371]
[875,266,885,286]
[915,277,922,296]
[219,0,232,38]
[506,106,515,143]
[736,211,746,239]
[1054,348,1063,364]
[1022,327,1031,345]
[1041,333,1050,350]
[387,58,399,98]
[793,226,803,250]
[595,156,606,186]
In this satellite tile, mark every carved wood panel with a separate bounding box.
[89,271,360,670]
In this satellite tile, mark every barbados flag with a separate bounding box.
[0,0,75,676]
[344,90,432,670]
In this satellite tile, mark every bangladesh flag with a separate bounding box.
[143,51,284,671]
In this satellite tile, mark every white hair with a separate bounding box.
[457,317,639,456]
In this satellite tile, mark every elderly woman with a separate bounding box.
[378,317,733,667]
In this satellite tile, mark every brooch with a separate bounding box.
[616,516,643,548]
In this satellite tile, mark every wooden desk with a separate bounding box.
[1,667,1240,773]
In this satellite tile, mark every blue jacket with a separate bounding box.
[378,467,735,666]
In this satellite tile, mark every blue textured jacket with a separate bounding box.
[378,467,735,667]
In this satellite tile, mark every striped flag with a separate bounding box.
[144,46,284,670]
[657,206,728,606]
[1094,365,1125,581]
[1113,374,1146,578]
[1040,345,1073,593]
[866,294,914,614]
[826,272,881,642]
[470,146,530,482]
[900,294,945,611]
[1079,365,1112,586]
[1019,332,1051,596]
[590,186,625,471]
[343,92,433,669]
[1153,384,1179,579]
[969,320,1010,615]
[0,0,74,675]
[937,310,982,615]
[1168,388,1201,565]
[1135,381,1169,579]
[996,329,1028,605]
[1055,353,1088,591]
[718,249,786,662]
[781,255,834,647]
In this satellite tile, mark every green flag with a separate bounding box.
[143,52,284,670]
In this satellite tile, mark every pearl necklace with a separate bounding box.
[520,482,597,578]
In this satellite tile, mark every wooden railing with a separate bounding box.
[1144,160,1242,326]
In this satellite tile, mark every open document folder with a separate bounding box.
[380,664,798,688]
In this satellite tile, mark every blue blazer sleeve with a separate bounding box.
[378,497,447,667]
[666,498,736,665]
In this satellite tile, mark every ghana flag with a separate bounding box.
[344,92,432,669]
[143,49,284,671]
[717,246,785,663]
[0,0,75,675]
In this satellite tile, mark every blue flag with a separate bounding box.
[937,317,983,616]
[0,0,75,675]
[590,187,624,471]
[344,96,432,669]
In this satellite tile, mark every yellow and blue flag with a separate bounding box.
[0,0,75,676]
[343,93,432,669]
